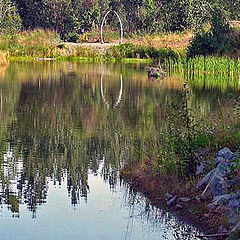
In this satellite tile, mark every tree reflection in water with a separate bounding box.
[0,61,238,224]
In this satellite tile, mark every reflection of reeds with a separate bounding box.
[0,50,8,66]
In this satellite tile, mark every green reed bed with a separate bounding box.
[167,56,240,91]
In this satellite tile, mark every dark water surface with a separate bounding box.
[0,61,236,240]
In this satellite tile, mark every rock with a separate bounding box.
[179,197,191,203]
[214,147,235,164]
[197,169,215,189]
[218,225,228,234]
[228,211,238,227]
[213,194,232,205]
[228,192,240,210]
[229,222,240,240]
[200,163,231,197]
[147,67,166,79]
[207,203,218,211]
[167,196,177,206]
[165,193,173,200]
[175,204,183,210]
[201,173,226,198]
[209,175,226,197]
[196,162,205,175]
[195,195,202,201]
[225,179,237,188]
[215,162,231,178]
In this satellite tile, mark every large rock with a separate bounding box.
[198,159,232,197]
[165,193,173,200]
[215,162,231,178]
[214,147,235,164]
[213,194,232,205]
[228,191,240,210]
[208,175,226,197]
[197,169,215,189]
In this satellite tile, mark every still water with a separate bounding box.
[0,61,236,240]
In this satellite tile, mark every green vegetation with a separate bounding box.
[187,6,240,58]
[0,0,22,34]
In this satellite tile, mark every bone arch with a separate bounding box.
[100,10,123,44]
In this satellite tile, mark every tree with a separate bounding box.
[0,0,22,34]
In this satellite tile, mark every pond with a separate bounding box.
[0,61,238,240]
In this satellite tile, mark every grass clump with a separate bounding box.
[107,43,181,62]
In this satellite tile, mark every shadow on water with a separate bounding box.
[0,61,238,239]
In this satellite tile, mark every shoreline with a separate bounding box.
[120,159,230,239]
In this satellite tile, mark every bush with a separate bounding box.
[107,43,180,61]
[64,33,79,43]
[187,6,231,58]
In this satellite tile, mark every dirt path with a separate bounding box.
[65,42,118,54]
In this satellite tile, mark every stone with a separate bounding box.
[218,225,228,234]
[201,174,226,198]
[213,194,232,205]
[165,193,173,200]
[195,195,202,201]
[209,175,226,197]
[167,196,177,206]
[179,197,191,203]
[228,211,238,227]
[229,222,240,240]
[225,179,237,188]
[214,147,235,164]
[228,192,240,210]
[196,162,205,175]
[207,203,218,211]
[175,204,183,210]
[215,162,231,178]
[197,169,215,189]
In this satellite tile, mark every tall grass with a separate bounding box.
[167,56,240,91]
[0,50,8,65]
[0,29,103,59]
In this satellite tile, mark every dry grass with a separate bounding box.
[0,50,9,66]
[128,31,193,50]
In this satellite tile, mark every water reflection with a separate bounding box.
[0,61,237,239]
[101,74,123,108]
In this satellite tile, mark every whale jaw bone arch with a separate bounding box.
[100,10,123,44]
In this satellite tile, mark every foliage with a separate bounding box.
[187,6,232,58]
[0,0,22,34]
[107,43,180,61]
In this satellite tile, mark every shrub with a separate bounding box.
[107,43,180,61]
[187,6,231,58]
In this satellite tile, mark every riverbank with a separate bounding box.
[121,158,229,238]
[121,146,240,239]
[0,29,184,63]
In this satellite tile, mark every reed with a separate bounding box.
[167,56,240,91]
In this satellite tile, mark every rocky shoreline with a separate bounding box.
[121,147,240,239]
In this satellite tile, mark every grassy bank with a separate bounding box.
[0,29,183,63]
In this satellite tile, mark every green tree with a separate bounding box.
[0,0,22,34]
